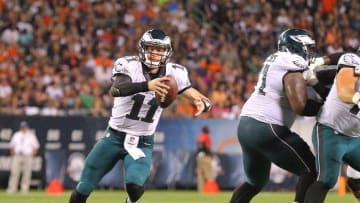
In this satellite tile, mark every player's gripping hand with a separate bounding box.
[303,69,319,86]
[303,57,325,86]
[148,77,169,97]
[309,57,325,71]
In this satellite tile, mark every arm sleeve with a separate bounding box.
[328,52,345,65]
[316,69,337,85]
[300,99,323,116]
[311,83,330,101]
[111,74,148,97]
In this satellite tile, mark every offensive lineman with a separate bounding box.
[229,29,322,203]
[304,50,360,203]
[68,29,211,203]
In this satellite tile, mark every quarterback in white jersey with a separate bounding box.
[69,29,211,203]
[108,56,192,135]
[304,50,360,203]
[230,29,322,203]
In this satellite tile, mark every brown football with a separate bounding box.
[155,75,178,108]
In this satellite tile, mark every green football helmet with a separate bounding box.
[277,28,316,63]
[138,29,173,68]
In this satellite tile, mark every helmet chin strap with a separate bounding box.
[144,51,166,68]
[144,59,161,69]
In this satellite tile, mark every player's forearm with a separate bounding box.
[309,52,344,73]
[337,68,358,103]
[111,82,148,97]
[111,74,148,97]
[182,88,211,112]
[324,52,345,65]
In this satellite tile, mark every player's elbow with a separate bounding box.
[111,86,126,97]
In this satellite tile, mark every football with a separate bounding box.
[155,75,178,108]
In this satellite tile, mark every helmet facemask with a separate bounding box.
[139,29,173,69]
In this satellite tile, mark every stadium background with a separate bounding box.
[0,0,358,192]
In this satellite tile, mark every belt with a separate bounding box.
[108,126,153,144]
[108,127,126,136]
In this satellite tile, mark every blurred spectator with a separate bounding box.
[174,96,197,118]
[0,75,12,106]
[7,121,39,194]
[196,126,214,192]
[0,1,358,118]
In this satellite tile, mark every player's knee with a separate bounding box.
[323,176,338,188]
[248,175,268,188]
[76,182,94,196]
[126,183,144,202]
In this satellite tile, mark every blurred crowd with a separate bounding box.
[0,0,358,118]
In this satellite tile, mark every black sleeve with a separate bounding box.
[312,83,330,100]
[111,74,148,97]
[313,68,336,100]
[300,99,323,116]
[316,69,337,85]
[328,52,345,65]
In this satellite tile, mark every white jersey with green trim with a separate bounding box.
[240,51,308,128]
[317,53,360,137]
[108,56,191,136]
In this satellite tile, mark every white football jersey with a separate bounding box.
[317,53,360,137]
[108,56,191,136]
[240,51,308,128]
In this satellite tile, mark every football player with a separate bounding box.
[229,29,322,203]
[68,29,211,203]
[303,48,360,203]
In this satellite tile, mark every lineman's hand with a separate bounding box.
[148,77,170,97]
[309,57,325,71]
[303,69,319,86]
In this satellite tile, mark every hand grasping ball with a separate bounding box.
[155,75,178,108]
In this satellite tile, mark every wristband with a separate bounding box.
[202,99,211,112]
